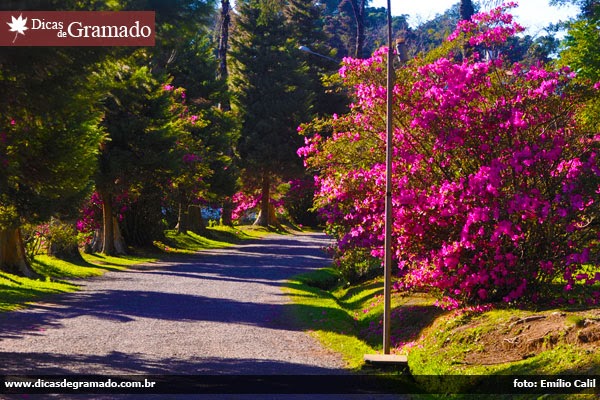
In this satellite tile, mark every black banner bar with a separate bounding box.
[1,375,598,395]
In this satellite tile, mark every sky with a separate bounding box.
[370,0,580,34]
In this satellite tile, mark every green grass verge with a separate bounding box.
[283,267,437,371]
[0,272,77,313]
[156,225,272,254]
[0,225,269,313]
[408,308,600,373]
[285,267,600,399]
[0,252,159,313]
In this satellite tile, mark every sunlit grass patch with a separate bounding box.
[0,271,77,312]
[0,251,156,312]
[157,225,273,254]
[32,254,107,278]
[284,267,438,370]
[81,252,156,268]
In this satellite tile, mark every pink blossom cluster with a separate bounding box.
[231,191,261,221]
[77,191,132,242]
[299,7,600,308]
[448,3,525,48]
[231,189,288,221]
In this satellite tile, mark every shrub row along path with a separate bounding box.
[0,233,349,378]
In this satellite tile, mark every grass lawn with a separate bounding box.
[155,225,273,254]
[284,267,600,398]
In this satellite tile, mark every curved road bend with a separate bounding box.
[0,232,406,399]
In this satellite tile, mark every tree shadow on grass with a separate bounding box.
[283,277,446,374]
[0,282,76,313]
[337,284,384,310]
[359,304,445,350]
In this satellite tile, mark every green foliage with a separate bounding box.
[557,2,600,148]
[91,50,186,246]
[21,224,47,261]
[0,47,105,230]
[45,220,80,257]
[559,20,600,83]
[287,0,345,118]
[334,248,382,285]
[230,0,308,176]
[94,51,184,190]
[293,266,341,290]
[0,3,107,275]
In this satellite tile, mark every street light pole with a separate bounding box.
[382,0,394,356]
[365,0,407,366]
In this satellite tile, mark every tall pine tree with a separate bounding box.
[230,0,309,226]
[0,48,105,275]
[92,51,185,255]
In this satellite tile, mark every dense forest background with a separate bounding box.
[0,0,598,281]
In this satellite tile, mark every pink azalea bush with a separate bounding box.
[77,191,132,244]
[299,4,600,308]
[231,186,288,223]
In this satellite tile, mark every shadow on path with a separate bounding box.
[0,351,343,375]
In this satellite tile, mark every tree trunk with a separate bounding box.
[0,227,37,277]
[221,198,233,226]
[254,171,277,227]
[175,200,189,234]
[217,0,231,111]
[187,205,207,234]
[176,203,207,234]
[98,189,127,255]
[349,0,366,58]
[112,216,127,254]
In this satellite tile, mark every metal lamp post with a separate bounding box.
[299,4,407,364]
[382,0,394,356]
[364,0,408,366]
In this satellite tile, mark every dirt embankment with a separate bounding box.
[460,309,600,365]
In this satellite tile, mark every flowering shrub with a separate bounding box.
[77,191,131,244]
[231,191,261,222]
[299,4,600,307]
[231,188,288,223]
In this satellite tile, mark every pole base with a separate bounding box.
[364,354,408,366]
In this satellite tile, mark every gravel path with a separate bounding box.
[0,232,407,399]
[0,233,345,374]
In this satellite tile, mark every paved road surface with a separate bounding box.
[0,232,407,399]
